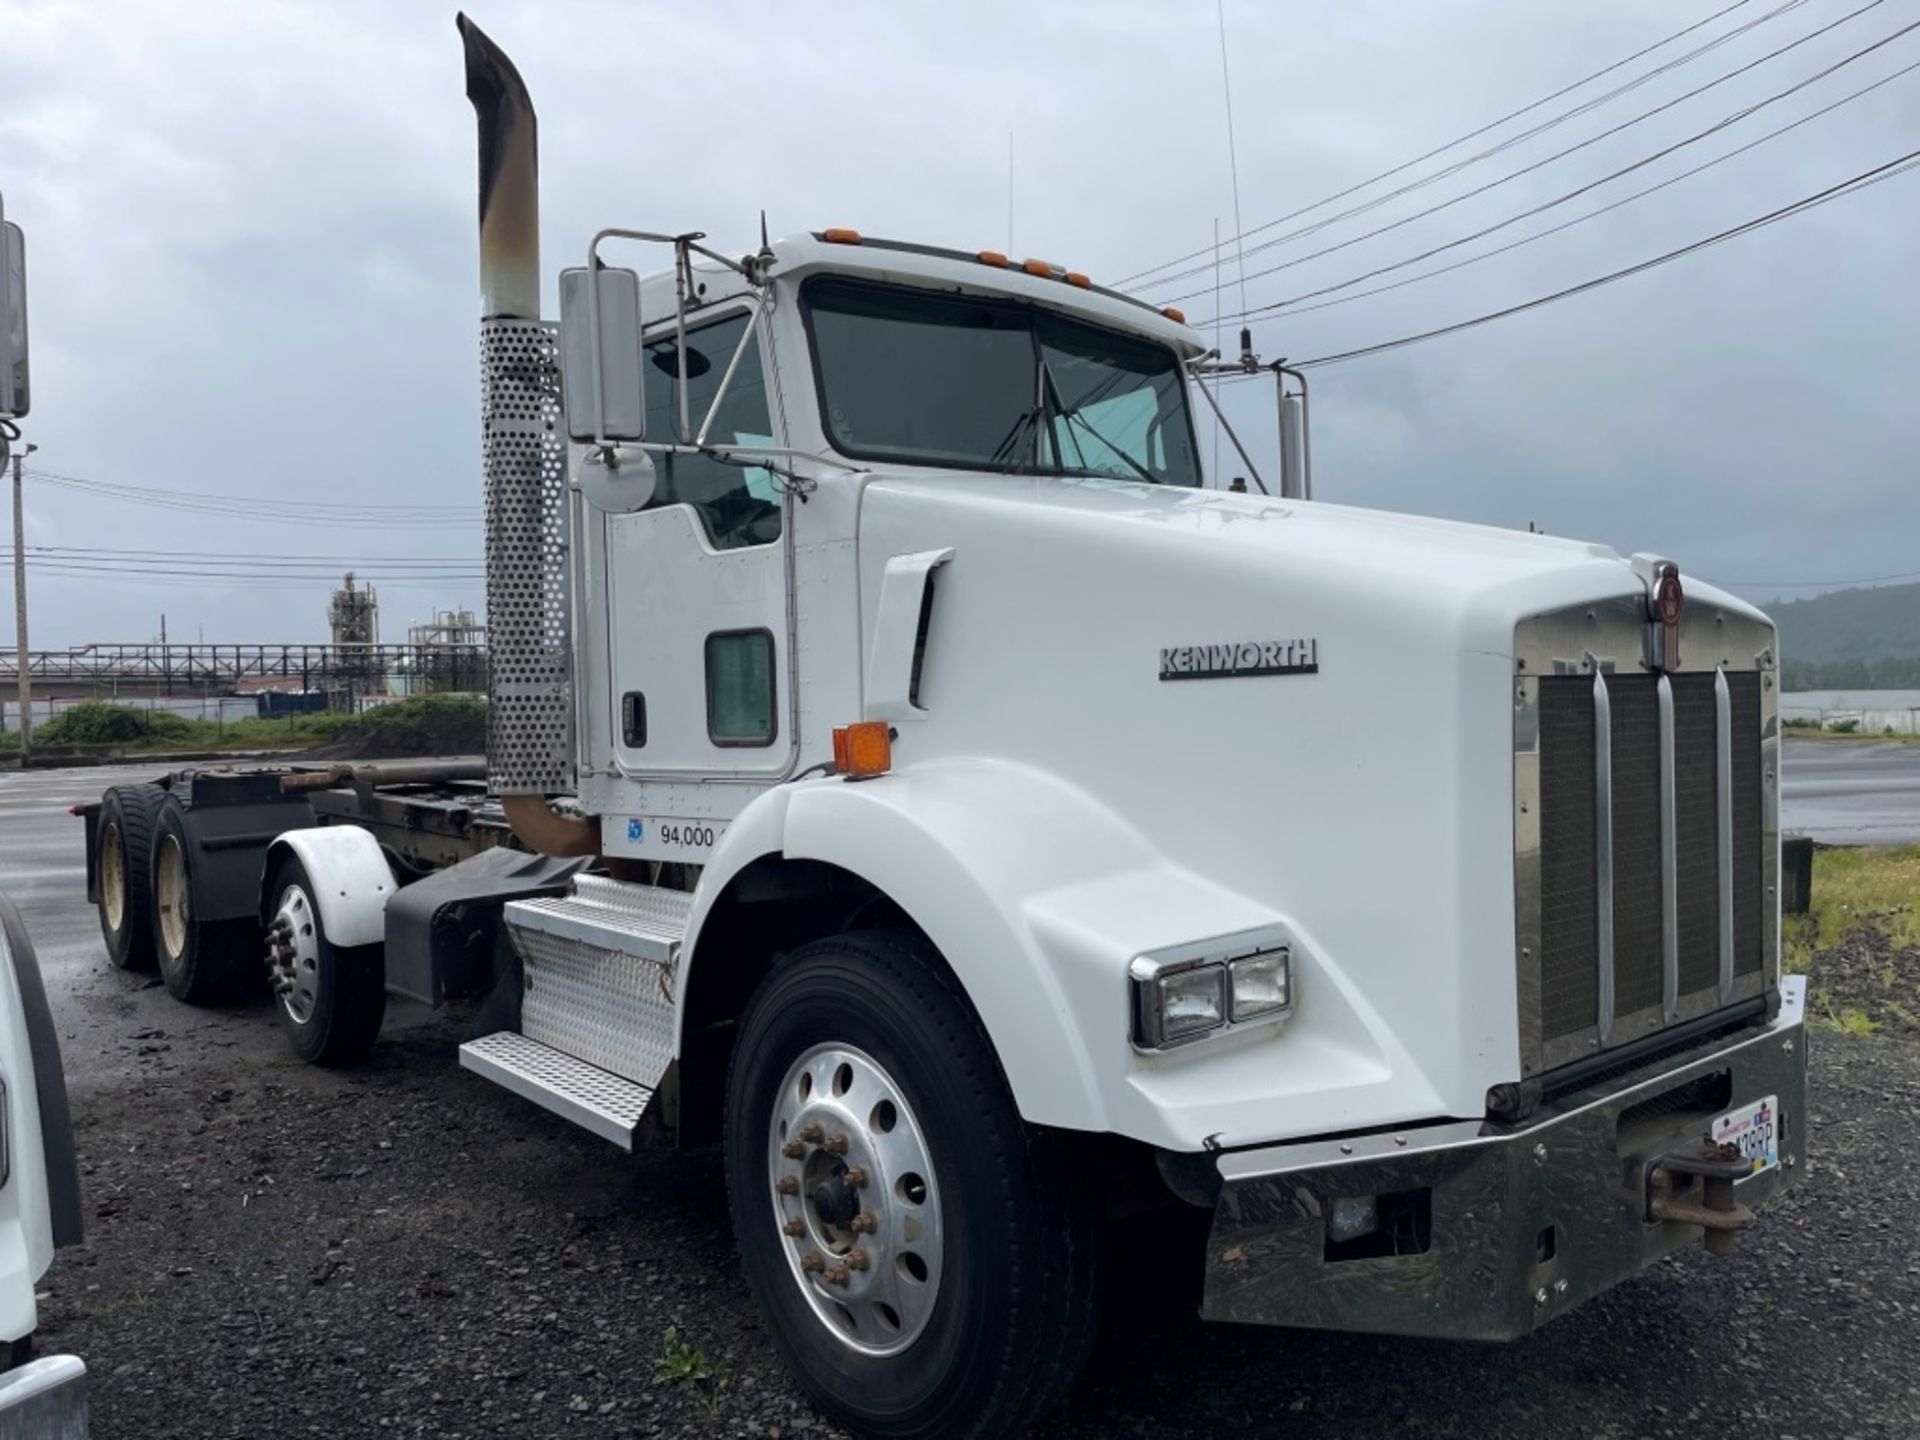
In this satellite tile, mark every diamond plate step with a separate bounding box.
[459,1031,654,1150]
[505,874,692,965]
[503,876,692,1091]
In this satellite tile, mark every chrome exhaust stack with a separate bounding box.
[459,14,593,854]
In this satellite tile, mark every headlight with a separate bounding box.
[1230,948,1291,1020]
[1130,937,1294,1052]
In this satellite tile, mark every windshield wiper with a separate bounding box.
[986,405,1043,470]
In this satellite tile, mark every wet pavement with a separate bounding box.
[1782,738,1920,846]
[1,760,1916,1439]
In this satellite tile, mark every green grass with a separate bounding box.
[1788,845,1920,1039]
[1810,994,1883,1037]
[654,1326,718,1385]
[1784,844,1920,968]
[16,696,482,757]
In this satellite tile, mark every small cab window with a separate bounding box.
[643,312,781,549]
[706,629,777,746]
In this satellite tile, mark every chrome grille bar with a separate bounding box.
[1716,666,1735,1003]
[1592,665,1615,1046]
[1658,674,1678,1022]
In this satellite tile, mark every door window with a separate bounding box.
[645,313,781,550]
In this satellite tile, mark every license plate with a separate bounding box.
[1711,1094,1780,1174]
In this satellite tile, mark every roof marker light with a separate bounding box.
[1022,258,1062,279]
[1065,271,1092,289]
[976,250,1010,267]
[1162,305,1187,324]
[822,228,863,245]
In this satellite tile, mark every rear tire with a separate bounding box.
[96,783,166,970]
[150,799,254,1004]
[264,851,386,1066]
[724,930,1104,1440]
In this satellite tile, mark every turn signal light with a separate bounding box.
[822,227,863,245]
[832,721,893,778]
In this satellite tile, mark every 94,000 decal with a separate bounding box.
[625,816,718,850]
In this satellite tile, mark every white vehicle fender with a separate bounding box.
[263,825,393,948]
[681,759,1256,1136]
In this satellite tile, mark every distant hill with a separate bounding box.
[1765,582,1920,690]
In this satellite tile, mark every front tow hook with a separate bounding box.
[1648,1142,1756,1256]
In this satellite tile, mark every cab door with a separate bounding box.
[605,309,792,780]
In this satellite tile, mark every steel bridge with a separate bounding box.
[0,643,489,696]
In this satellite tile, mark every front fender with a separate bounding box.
[680,761,1417,1151]
[263,826,393,949]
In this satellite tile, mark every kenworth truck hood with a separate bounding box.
[851,471,1767,1148]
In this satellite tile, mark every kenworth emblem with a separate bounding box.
[1648,562,1684,671]
[1160,639,1319,681]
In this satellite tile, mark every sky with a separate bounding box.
[2,0,1918,648]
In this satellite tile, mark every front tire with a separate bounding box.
[96,783,166,970]
[724,930,1103,1440]
[263,852,386,1065]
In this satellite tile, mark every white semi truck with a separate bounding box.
[73,17,1805,1439]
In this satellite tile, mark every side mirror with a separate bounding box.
[559,264,643,443]
[1,212,28,421]
[575,443,658,514]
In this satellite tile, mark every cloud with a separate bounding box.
[2,0,1916,643]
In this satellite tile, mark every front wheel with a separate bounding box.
[725,931,1104,1440]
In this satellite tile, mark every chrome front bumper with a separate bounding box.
[0,1355,88,1438]
[1203,976,1807,1341]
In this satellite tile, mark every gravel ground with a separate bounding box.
[6,764,1919,1438]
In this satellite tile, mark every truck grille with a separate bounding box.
[1526,659,1767,1069]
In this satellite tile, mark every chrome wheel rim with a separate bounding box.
[268,883,321,1025]
[155,834,190,959]
[101,821,126,932]
[767,1043,944,1357]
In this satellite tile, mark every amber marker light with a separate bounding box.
[977,250,1010,267]
[822,228,863,244]
[832,722,894,779]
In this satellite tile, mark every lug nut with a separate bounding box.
[776,1176,800,1196]
[800,1253,826,1274]
[823,1132,850,1156]
[824,1263,852,1287]
[844,1166,869,1189]
[782,1141,808,1160]
[849,1212,878,1235]
[845,1249,870,1272]
[782,1218,806,1238]
[798,1124,825,1144]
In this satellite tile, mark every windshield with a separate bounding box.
[802,277,1201,486]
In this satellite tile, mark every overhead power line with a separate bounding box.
[1156,0,1894,304]
[1256,145,1920,370]
[23,467,478,528]
[1116,0,1796,288]
[1195,33,1920,328]
[2,545,476,568]
[1714,568,1920,588]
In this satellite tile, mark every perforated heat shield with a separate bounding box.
[481,317,573,794]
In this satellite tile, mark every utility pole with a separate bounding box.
[10,441,33,755]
